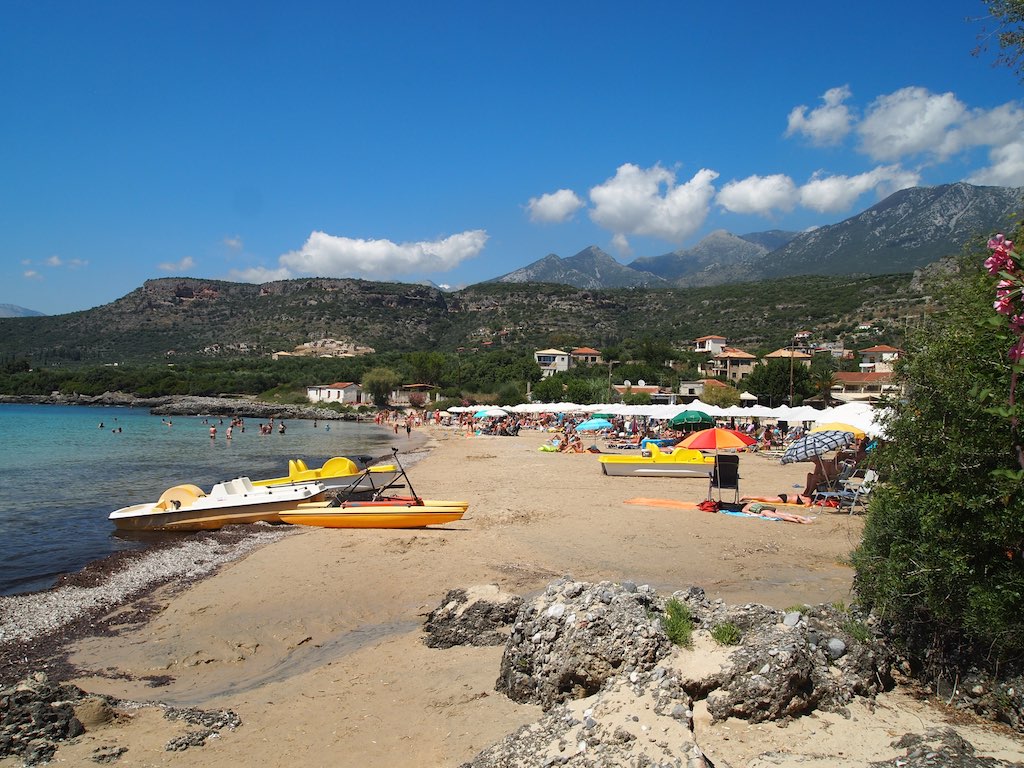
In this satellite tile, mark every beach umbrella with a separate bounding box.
[669,409,714,428]
[810,422,866,440]
[677,427,757,451]
[780,430,856,464]
[575,417,614,432]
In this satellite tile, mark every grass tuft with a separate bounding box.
[663,598,694,648]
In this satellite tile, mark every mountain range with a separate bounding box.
[491,182,1023,289]
[0,304,45,318]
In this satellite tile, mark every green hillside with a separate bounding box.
[0,273,925,368]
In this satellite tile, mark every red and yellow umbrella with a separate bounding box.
[678,427,757,451]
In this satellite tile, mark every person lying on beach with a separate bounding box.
[741,493,816,506]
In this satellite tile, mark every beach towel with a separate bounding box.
[623,498,704,511]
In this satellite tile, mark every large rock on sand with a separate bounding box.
[496,578,672,710]
[423,585,523,648]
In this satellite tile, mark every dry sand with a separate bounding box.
[13,427,1023,766]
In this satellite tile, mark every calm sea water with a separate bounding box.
[0,404,396,596]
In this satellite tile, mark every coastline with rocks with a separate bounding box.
[2,426,1022,766]
[0,392,367,422]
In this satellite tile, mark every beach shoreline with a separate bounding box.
[3,426,1022,766]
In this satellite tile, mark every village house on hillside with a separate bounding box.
[570,346,602,365]
[857,344,902,373]
[831,345,904,402]
[762,348,813,368]
[274,337,375,360]
[534,349,571,378]
[698,347,757,383]
[693,334,727,355]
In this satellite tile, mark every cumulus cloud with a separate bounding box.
[43,255,87,269]
[857,87,966,162]
[717,174,799,215]
[785,85,854,146]
[527,189,585,223]
[968,139,1024,186]
[799,165,919,213]
[223,235,243,251]
[158,256,196,273]
[278,230,488,279]
[23,270,41,280]
[611,232,632,256]
[589,163,718,244]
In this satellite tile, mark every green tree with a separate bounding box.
[742,359,813,407]
[701,384,740,408]
[532,375,566,403]
[973,0,1024,80]
[362,367,400,406]
[852,232,1024,675]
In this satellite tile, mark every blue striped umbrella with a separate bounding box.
[780,430,855,464]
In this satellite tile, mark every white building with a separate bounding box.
[534,349,571,378]
[306,381,364,405]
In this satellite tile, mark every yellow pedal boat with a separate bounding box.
[279,498,468,529]
[598,444,716,478]
[251,456,399,493]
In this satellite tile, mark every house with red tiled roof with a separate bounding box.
[762,348,813,368]
[571,347,603,365]
[832,371,899,402]
[306,381,364,404]
[699,347,757,383]
[859,345,902,373]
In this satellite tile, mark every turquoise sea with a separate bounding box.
[0,403,396,596]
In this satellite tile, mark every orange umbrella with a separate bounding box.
[678,427,757,451]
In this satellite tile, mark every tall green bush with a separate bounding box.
[852,234,1024,673]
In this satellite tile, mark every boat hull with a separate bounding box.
[279,502,466,529]
[599,462,714,478]
[598,445,716,478]
[109,479,327,532]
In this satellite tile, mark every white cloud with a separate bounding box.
[527,189,585,223]
[857,87,966,162]
[968,139,1024,186]
[239,229,489,282]
[589,163,718,243]
[158,256,196,273]
[41,254,87,269]
[224,235,243,251]
[717,174,799,215]
[785,85,854,146]
[798,165,919,213]
[23,270,41,280]
[611,232,632,256]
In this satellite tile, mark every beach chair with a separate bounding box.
[810,460,857,502]
[814,469,878,513]
[709,454,740,503]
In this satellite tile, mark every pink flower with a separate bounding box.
[1010,337,1024,363]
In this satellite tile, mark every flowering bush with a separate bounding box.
[985,233,1024,472]
[985,233,1024,362]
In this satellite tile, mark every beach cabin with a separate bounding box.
[307,381,364,404]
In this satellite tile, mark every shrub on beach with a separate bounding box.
[852,224,1024,677]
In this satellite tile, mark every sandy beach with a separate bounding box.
[5,426,1022,766]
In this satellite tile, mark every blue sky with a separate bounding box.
[2,1,1022,315]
